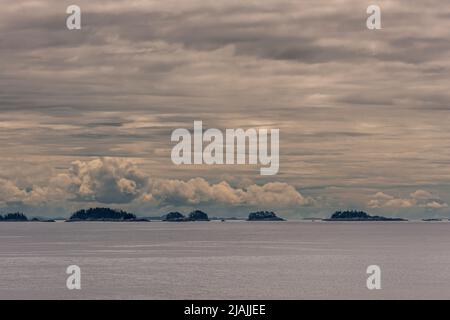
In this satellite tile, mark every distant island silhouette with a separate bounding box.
[163,210,210,222]
[0,213,28,221]
[0,208,421,223]
[188,210,210,221]
[0,213,55,222]
[324,210,407,221]
[162,210,285,222]
[163,212,186,221]
[247,211,285,221]
[67,208,149,222]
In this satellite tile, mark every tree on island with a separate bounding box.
[327,210,406,221]
[331,210,370,220]
[0,212,28,221]
[163,210,209,221]
[68,208,137,221]
[188,210,210,221]
[247,211,285,221]
[163,212,187,222]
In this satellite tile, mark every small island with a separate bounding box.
[66,208,148,222]
[0,213,56,222]
[324,210,407,221]
[188,210,210,221]
[0,212,29,222]
[247,211,285,221]
[30,217,56,222]
[163,210,210,222]
[163,212,187,222]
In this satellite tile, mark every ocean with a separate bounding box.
[0,221,449,299]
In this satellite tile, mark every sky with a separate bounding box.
[1,0,450,218]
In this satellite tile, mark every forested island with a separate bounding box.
[163,210,210,221]
[324,210,407,221]
[0,208,413,223]
[247,211,285,221]
[163,212,186,221]
[66,208,149,222]
[0,213,29,221]
[0,213,55,222]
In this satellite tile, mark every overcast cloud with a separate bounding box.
[1,0,450,218]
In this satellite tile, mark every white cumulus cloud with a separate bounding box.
[47,158,314,209]
[368,190,448,209]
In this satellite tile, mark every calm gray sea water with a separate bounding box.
[0,221,449,299]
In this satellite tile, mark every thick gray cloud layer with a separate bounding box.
[1,1,450,217]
